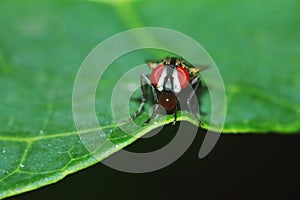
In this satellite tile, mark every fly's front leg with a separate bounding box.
[131,74,157,120]
[144,104,160,124]
[187,76,203,126]
[172,105,178,125]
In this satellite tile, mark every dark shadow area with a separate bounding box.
[9,130,300,200]
[124,122,206,153]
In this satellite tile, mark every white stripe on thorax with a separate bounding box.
[157,67,182,93]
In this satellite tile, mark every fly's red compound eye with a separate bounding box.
[177,66,190,89]
[151,64,165,86]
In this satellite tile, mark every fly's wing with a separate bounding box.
[147,61,159,70]
[146,59,164,70]
[188,66,208,76]
[182,61,208,79]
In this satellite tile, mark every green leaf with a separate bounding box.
[0,0,299,198]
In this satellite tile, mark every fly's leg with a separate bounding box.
[145,100,178,125]
[187,76,204,126]
[130,74,157,120]
[172,105,178,125]
[144,104,160,124]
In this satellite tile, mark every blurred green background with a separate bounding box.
[0,0,300,199]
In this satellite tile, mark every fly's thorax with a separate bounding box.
[151,64,190,94]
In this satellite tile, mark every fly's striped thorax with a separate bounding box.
[150,57,191,93]
[156,65,183,93]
